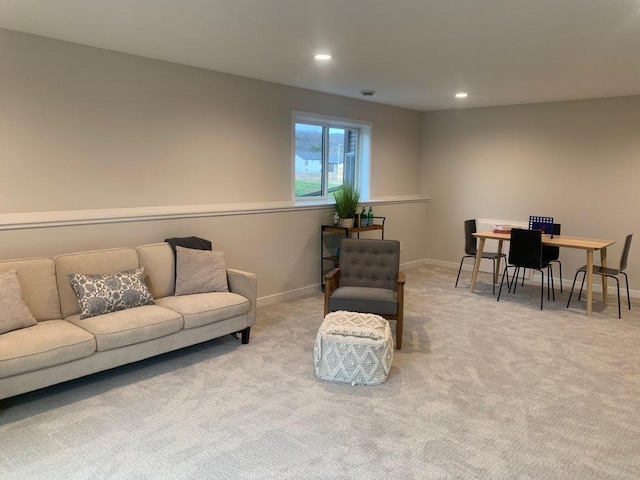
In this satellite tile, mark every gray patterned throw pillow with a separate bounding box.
[68,267,155,319]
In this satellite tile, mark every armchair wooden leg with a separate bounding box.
[395,317,403,350]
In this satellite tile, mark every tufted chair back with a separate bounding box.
[338,239,400,290]
[325,237,405,349]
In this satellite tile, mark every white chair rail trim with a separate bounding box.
[0,196,429,230]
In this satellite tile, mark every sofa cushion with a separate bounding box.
[175,246,229,296]
[55,248,140,319]
[67,305,183,351]
[0,320,96,379]
[136,243,175,300]
[0,270,37,334]
[68,267,155,319]
[0,258,61,321]
[156,292,248,329]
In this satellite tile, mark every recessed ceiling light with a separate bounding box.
[314,54,332,61]
[455,92,469,99]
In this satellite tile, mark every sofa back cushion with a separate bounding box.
[136,243,175,300]
[0,258,61,321]
[55,248,140,318]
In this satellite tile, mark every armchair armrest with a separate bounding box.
[397,272,405,305]
[324,268,340,315]
[396,271,405,349]
[227,269,257,326]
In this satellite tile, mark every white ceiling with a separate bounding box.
[1,0,639,111]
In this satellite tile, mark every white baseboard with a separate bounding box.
[425,258,459,269]
[425,257,640,299]
[400,259,428,270]
[257,284,320,307]
[256,258,638,307]
[256,259,429,306]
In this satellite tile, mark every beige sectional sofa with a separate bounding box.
[0,242,257,400]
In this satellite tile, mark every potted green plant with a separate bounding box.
[333,183,361,227]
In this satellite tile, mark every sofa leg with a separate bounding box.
[241,327,251,344]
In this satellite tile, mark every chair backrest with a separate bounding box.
[464,219,478,256]
[619,234,633,272]
[339,238,400,290]
[542,223,561,262]
[509,228,543,269]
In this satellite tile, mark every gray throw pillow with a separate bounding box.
[0,270,37,334]
[68,267,155,319]
[174,246,229,296]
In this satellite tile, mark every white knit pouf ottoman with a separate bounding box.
[314,311,394,386]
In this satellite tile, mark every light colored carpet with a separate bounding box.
[1,265,640,480]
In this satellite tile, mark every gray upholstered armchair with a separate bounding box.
[324,238,405,349]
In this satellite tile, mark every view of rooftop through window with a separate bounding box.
[294,123,357,198]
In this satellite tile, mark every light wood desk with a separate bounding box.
[470,231,615,315]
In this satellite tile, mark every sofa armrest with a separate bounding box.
[227,269,257,326]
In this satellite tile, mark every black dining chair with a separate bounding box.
[567,234,632,319]
[515,223,563,292]
[543,223,562,292]
[497,228,555,310]
[455,219,507,294]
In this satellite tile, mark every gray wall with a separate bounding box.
[0,28,426,301]
[11,26,636,302]
[0,28,422,212]
[420,95,640,293]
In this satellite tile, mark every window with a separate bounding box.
[293,112,371,201]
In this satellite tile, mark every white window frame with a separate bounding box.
[292,111,372,203]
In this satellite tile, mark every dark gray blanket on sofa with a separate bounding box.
[164,236,212,255]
